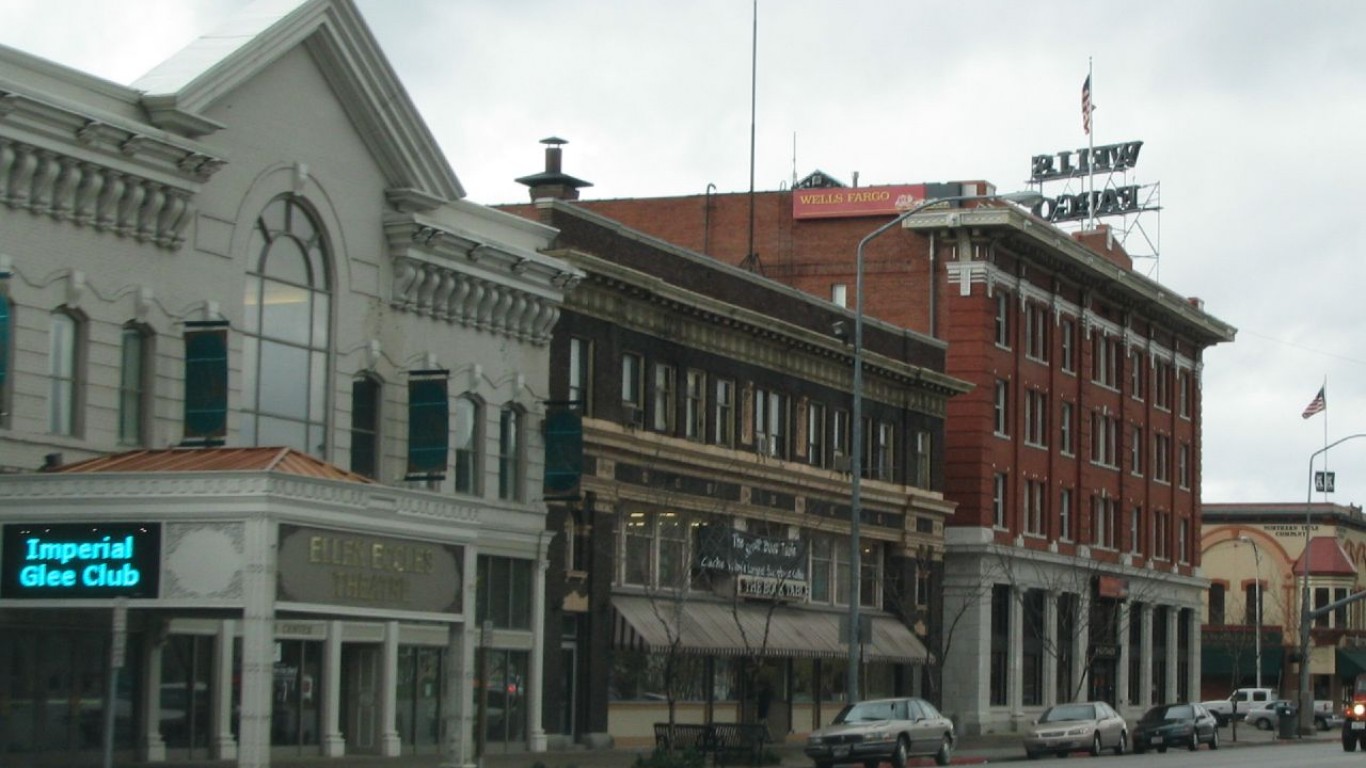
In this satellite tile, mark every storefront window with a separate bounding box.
[0,627,136,757]
[480,648,527,751]
[397,646,443,752]
[272,640,322,749]
[476,556,533,630]
[162,635,214,754]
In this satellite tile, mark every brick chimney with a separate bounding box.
[515,137,593,201]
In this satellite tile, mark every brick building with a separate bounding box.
[501,190,967,746]
[548,170,1236,733]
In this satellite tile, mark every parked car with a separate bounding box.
[1132,702,1220,753]
[805,696,954,768]
[1200,686,1275,726]
[1245,699,1340,731]
[1022,701,1128,759]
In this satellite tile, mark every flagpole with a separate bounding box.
[1087,57,1095,231]
[1322,376,1329,502]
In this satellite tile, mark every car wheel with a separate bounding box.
[1158,745,1167,753]
[1025,748,1040,760]
[1210,727,1220,750]
[934,735,952,767]
[1256,717,1271,730]
[1317,717,1329,732]
[1114,730,1128,755]
[890,735,908,768]
[1187,733,1199,752]
[1134,741,1146,755]
[1090,733,1102,756]
[816,763,834,768]
[1344,728,1358,752]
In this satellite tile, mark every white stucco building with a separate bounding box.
[0,1,579,765]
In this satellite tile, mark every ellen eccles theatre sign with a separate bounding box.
[1,523,162,599]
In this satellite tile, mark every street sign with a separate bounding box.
[1315,471,1337,493]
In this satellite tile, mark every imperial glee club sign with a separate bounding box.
[1,523,162,599]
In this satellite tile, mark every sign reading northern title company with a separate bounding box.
[1,523,162,599]
[276,525,463,613]
[793,184,927,220]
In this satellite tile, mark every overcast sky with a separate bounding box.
[2,0,1364,508]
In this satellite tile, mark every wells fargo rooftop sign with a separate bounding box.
[793,183,928,219]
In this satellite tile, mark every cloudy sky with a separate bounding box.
[2,0,1364,507]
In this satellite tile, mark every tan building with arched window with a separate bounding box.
[1201,502,1366,704]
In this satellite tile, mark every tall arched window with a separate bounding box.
[497,405,522,501]
[48,309,83,436]
[454,395,482,495]
[241,198,331,455]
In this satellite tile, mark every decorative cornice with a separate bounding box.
[383,214,580,346]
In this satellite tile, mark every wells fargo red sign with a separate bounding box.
[792,183,927,220]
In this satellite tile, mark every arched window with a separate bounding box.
[350,375,381,479]
[48,309,83,436]
[454,395,482,495]
[241,198,331,455]
[497,405,522,501]
[119,323,154,446]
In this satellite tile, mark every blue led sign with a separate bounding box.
[1,523,161,599]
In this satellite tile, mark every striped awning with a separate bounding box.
[611,595,929,663]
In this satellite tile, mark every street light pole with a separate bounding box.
[845,189,1043,704]
[1299,433,1366,734]
[1238,535,1262,689]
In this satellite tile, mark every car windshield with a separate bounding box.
[1041,704,1096,723]
[1143,704,1192,722]
[836,701,898,723]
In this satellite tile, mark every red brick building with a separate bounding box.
[547,171,1236,732]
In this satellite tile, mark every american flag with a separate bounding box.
[1302,386,1327,419]
[1082,74,1093,135]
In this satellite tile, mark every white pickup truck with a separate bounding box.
[1200,688,1276,725]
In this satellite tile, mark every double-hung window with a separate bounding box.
[48,310,81,435]
[652,363,676,433]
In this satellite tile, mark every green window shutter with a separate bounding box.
[407,371,449,479]
[542,406,583,499]
[182,321,229,446]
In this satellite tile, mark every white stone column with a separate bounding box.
[1073,590,1090,701]
[140,630,166,762]
[940,551,994,735]
[1186,607,1201,702]
[321,620,345,756]
[237,517,276,768]
[1164,606,1179,703]
[379,620,402,756]
[441,547,480,768]
[1008,586,1025,725]
[212,620,238,760]
[1139,604,1154,709]
[1043,591,1059,707]
[528,537,549,752]
[1116,604,1130,713]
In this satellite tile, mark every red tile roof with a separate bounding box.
[48,447,373,484]
[1293,536,1357,577]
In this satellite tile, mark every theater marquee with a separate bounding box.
[277,524,463,613]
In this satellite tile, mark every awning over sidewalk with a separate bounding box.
[611,595,929,663]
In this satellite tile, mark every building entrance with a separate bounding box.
[341,645,381,753]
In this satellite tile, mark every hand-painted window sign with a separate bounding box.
[1,523,161,599]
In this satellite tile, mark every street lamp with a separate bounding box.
[845,188,1044,704]
[1299,433,1366,734]
[1237,535,1263,689]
